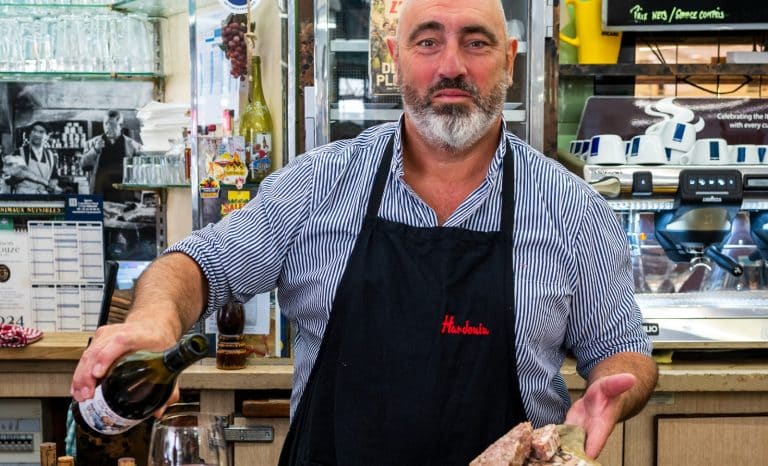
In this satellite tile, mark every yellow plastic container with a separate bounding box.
[559,0,622,64]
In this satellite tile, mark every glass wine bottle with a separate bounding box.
[71,333,208,436]
[239,56,274,184]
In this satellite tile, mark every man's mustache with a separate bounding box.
[427,78,479,103]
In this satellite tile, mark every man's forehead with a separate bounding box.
[398,0,506,37]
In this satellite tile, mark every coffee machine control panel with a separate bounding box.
[678,170,742,203]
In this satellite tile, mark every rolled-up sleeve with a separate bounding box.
[165,155,316,320]
[566,193,652,378]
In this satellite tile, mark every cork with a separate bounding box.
[39,442,57,466]
[57,456,75,466]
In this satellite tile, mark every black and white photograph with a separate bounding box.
[0,81,160,261]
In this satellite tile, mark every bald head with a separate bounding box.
[395,0,508,44]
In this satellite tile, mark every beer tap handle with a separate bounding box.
[703,245,743,277]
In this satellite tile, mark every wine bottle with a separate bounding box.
[72,333,208,436]
[239,56,274,184]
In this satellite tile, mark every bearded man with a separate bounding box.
[71,1,657,464]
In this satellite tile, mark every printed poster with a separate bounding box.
[369,0,403,95]
[0,229,31,328]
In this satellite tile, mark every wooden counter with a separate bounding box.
[4,333,768,465]
[3,332,768,396]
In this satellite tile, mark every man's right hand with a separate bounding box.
[70,320,179,402]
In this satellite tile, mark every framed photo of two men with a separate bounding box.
[0,80,160,262]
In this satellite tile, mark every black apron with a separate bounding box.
[279,135,526,466]
[93,135,135,203]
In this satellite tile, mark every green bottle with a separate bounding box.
[239,56,274,184]
[72,333,208,435]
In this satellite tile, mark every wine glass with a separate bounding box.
[148,412,230,466]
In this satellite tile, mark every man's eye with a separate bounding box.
[468,40,488,48]
[418,39,436,47]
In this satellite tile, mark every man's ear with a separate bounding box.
[386,36,399,82]
[506,37,518,85]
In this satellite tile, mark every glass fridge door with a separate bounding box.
[310,0,545,151]
[188,0,295,230]
[187,0,295,358]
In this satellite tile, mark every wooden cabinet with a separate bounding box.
[623,392,768,466]
[656,414,768,465]
[233,417,290,465]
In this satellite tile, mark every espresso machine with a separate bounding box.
[574,97,768,348]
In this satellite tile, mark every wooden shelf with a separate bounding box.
[560,63,768,77]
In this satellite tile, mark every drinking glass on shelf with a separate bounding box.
[0,18,20,71]
[122,156,135,185]
[19,18,39,72]
[148,412,229,466]
[124,14,154,73]
[91,13,113,72]
[38,17,56,72]
[131,155,146,184]
[53,15,79,72]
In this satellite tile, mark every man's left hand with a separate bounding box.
[564,373,636,459]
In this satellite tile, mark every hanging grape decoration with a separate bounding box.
[221,14,249,80]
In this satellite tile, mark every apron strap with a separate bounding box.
[365,136,395,218]
[500,137,515,233]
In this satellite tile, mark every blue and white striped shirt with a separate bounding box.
[167,119,651,425]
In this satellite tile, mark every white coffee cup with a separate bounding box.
[627,134,667,165]
[654,120,697,153]
[730,144,761,165]
[758,145,768,164]
[569,139,589,160]
[687,138,729,166]
[667,149,691,165]
[580,140,591,160]
[569,140,578,155]
[587,134,626,165]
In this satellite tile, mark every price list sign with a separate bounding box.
[604,0,768,30]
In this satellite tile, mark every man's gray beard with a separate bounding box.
[402,79,507,153]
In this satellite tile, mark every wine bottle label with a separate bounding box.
[78,386,141,435]
[247,132,272,179]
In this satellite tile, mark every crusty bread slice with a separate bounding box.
[470,421,533,466]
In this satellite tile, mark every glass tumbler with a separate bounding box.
[122,156,135,184]
[148,412,229,466]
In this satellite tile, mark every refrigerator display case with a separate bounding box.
[187,0,296,358]
[307,0,548,152]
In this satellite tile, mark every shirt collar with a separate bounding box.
[28,145,47,163]
[390,114,508,185]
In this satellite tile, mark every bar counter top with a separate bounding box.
[2,332,768,397]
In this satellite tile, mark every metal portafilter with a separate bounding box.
[702,245,743,277]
